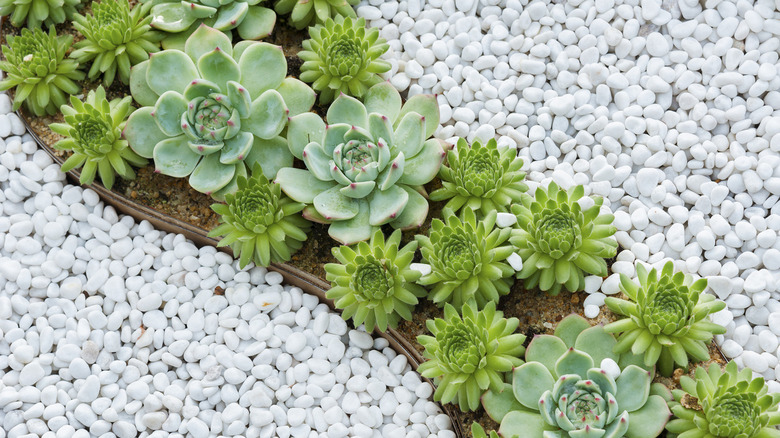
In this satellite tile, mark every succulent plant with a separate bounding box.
[415,208,514,309]
[324,229,426,332]
[418,300,525,412]
[483,314,671,438]
[49,87,146,190]
[430,137,527,218]
[208,165,309,269]
[276,81,445,245]
[273,0,358,30]
[299,16,390,104]
[0,0,81,28]
[510,182,618,296]
[603,261,727,377]
[666,361,780,438]
[472,423,500,438]
[123,25,315,200]
[70,0,162,87]
[0,27,85,117]
[141,0,275,46]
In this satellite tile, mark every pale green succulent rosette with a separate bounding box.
[415,208,514,309]
[123,25,315,200]
[0,0,82,28]
[666,361,780,438]
[417,301,526,412]
[71,0,163,87]
[274,0,358,30]
[483,315,671,438]
[49,86,147,190]
[324,229,426,332]
[603,261,726,377]
[276,81,446,245]
[430,137,527,218]
[511,182,618,296]
[299,16,390,104]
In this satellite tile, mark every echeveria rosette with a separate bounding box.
[511,182,618,296]
[123,25,315,200]
[666,361,780,438]
[208,165,309,269]
[0,0,81,28]
[417,300,525,412]
[603,261,726,377]
[430,137,527,218]
[324,229,426,332]
[299,16,390,104]
[274,0,358,30]
[276,82,445,245]
[482,315,671,438]
[49,86,146,190]
[70,0,163,87]
[415,208,514,309]
[0,28,85,117]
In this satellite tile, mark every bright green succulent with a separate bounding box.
[123,25,315,200]
[483,315,671,438]
[667,361,780,438]
[0,0,81,28]
[430,137,527,218]
[0,27,85,117]
[324,229,426,332]
[274,0,358,30]
[49,86,146,190]
[472,423,500,438]
[299,16,390,104]
[208,165,309,269]
[603,261,726,377]
[511,182,618,296]
[141,0,275,48]
[276,82,445,245]
[70,0,162,87]
[418,300,525,412]
[415,208,514,309]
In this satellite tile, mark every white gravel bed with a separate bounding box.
[355,0,780,387]
[0,94,454,437]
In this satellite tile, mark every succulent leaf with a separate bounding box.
[0,0,82,28]
[273,0,358,30]
[143,0,275,41]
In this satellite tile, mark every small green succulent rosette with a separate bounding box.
[430,137,527,218]
[417,300,526,412]
[666,361,780,438]
[49,86,147,190]
[324,229,426,332]
[141,0,275,48]
[603,261,726,377]
[0,0,82,29]
[511,182,618,296]
[208,165,310,269]
[274,0,358,30]
[299,16,390,104]
[70,0,163,87]
[276,81,445,245]
[0,27,85,117]
[483,315,671,438]
[415,208,514,309]
[123,25,315,200]
[471,423,500,438]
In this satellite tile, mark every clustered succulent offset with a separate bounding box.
[0,27,85,116]
[49,87,146,190]
[604,261,727,377]
[471,423,500,438]
[273,0,358,30]
[416,209,514,309]
[483,315,671,438]
[299,16,390,104]
[0,0,81,28]
[70,0,162,87]
[667,361,780,438]
[276,81,445,245]
[123,25,314,199]
[418,301,525,412]
[511,182,618,296]
[324,229,426,332]
[430,138,527,218]
[208,165,310,268]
